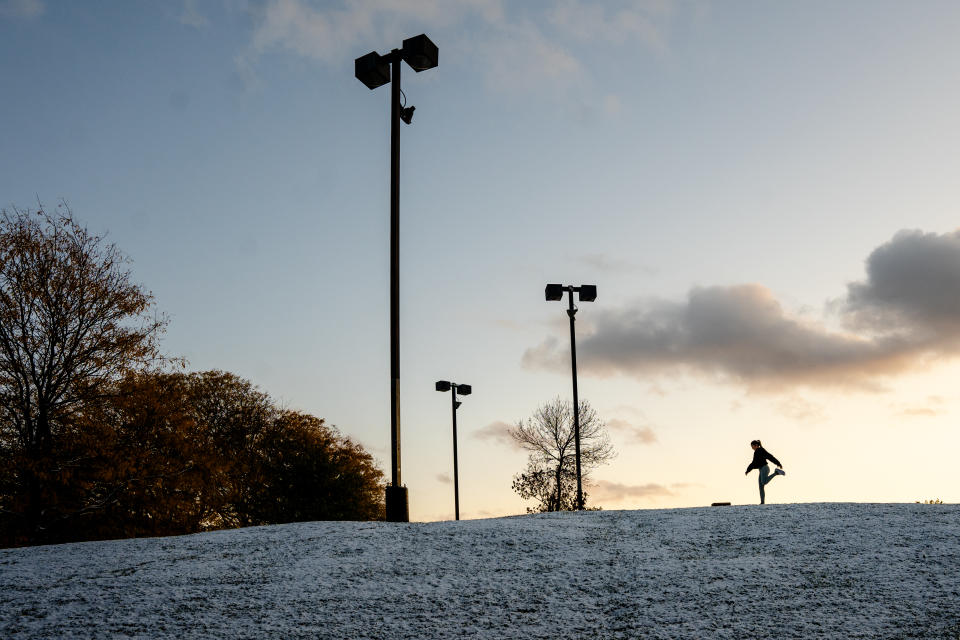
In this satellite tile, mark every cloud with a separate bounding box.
[246,0,503,64]
[180,0,208,27]
[547,0,669,51]
[894,395,946,418]
[575,252,655,275]
[775,396,826,422]
[589,480,673,502]
[477,21,583,92]
[607,418,657,444]
[238,0,672,94]
[898,406,942,418]
[602,94,623,116]
[471,420,521,449]
[0,0,43,19]
[523,229,960,391]
[844,229,960,337]
[249,0,358,62]
[523,283,913,389]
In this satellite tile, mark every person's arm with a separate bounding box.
[766,450,783,468]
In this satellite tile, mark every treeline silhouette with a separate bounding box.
[0,206,384,547]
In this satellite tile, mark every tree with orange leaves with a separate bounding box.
[0,204,169,544]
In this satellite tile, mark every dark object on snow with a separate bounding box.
[386,486,409,522]
[711,502,731,507]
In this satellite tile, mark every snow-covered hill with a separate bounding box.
[2,503,958,639]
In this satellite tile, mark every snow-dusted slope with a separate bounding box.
[2,503,958,639]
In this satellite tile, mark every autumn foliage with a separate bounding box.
[0,207,384,547]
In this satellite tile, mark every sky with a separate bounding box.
[2,0,959,521]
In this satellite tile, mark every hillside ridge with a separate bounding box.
[3,503,958,639]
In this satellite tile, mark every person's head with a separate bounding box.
[750,439,761,450]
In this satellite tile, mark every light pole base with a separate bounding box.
[385,485,409,522]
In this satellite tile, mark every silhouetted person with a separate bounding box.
[745,439,785,504]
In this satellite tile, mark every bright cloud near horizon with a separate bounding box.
[1,0,959,521]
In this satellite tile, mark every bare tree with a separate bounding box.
[0,204,168,536]
[509,397,614,512]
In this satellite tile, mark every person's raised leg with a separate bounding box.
[761,465,777,486]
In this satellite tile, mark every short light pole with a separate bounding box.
[435,380,471,521]
[544,283,597,511]
[356,35,439,522]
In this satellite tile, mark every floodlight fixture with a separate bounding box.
[545,283,564,301]
[457,384,472,396]
[436,380,451,392]
[355,51,390,89]
[578,284,597,302]
[402,34,439,72]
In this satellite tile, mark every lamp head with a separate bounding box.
[545,283,564,301]
[578,284,597,302]
[435,380,451,392]
[355,51,390,89]
[401,34,438,72]
[456,384,472,396]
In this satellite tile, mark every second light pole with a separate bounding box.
[435,380,471,520]
[545,283,597,511]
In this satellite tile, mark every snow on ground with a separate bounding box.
[1,503,959,639]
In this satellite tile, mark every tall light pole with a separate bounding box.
[435,380,471,521]
[356,35,438,522]
[545,283,597,511]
